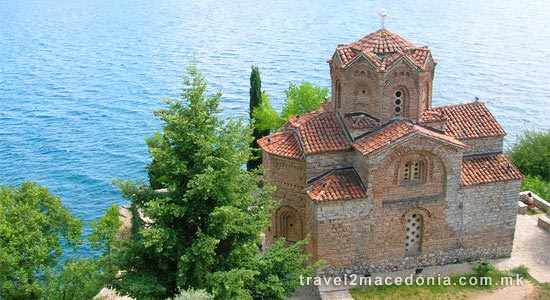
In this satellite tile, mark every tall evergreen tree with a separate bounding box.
[114,64,315,300]
[247,65,269,171]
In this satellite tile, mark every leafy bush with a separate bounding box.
[172,289,213,300]
[280,81,328,121]
[252,93,282,132]
[507,130,550,181]
[511,265,530,279]
[522,175,550,201]
[252,81,328,133]
[472,260,493,278]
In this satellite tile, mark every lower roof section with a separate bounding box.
[461,154,523,186]
[257,131,304,160]
[306,168,367,202]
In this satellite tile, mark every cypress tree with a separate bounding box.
[247,65,269,171]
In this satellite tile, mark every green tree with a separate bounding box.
[507,130,550,201]
[247,65,270,171]
[252,93,282,133]
[45,258,104,300]
[252,81,328,133]
[0,181,82,300]
[113,63,314,300]
[507,130,550,181]
[521,175,550,202]
[88,203,123,284]
[248,238,315,300]
[280,81,328,120]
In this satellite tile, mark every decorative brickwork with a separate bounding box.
[260,28,523,278]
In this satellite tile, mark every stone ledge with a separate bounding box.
[518,201,527,215]
[520,191,550,212]
[537,215,550,232]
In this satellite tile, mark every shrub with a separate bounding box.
[172,289,214,300]
[522,175,550,201]
[507,130,550,181]
[511,265,530,279]
[472,260,493,278]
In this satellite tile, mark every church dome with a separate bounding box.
[333,28,432,72]
[350,29,415,55]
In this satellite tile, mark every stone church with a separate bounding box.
[258,28,523,275]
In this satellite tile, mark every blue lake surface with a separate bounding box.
[1,0,549,257]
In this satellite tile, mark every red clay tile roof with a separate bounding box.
[257,131,304,160]
[344,114,379,129]
[286,109,350,154]
[350,29,414,54]
[420,108,447,123]
[353,120,464,156]
[420,101,506,139]
[306,169,366,202]
[335,29,431,71]
[461,154,523,186]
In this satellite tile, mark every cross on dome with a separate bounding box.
[380,8,387,28]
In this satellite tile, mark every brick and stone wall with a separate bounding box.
[312,198,371,268]
[457,180,522,258]
[461,136,504,156]
[263,154,309,247]
[310,134,520,277]
[306,151,353,180]
[382,64,420,122]
[266,155,307,189]
[315,178,521,277]
[329,52,435,123]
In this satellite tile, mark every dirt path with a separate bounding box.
[464,281,535,300]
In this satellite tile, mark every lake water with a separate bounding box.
[1,0,549,257]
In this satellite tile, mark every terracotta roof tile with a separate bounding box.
[420,109,447,123]
[420,101,506,139]
[344,114,379,129]
[353,120,464,156]
[257,131,304,160]
[350,29,415,54]
[337,45,356,64]
[461,154,523,186]
[406,47,431,69]
[307,169,366,202]
[335,29,431,72]
[286,109,350,154]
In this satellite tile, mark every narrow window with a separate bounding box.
[394,90,403,116]
[405,214,423,255]
[404,163,411,180]
[413,162,420,179]
[337,81,342,109]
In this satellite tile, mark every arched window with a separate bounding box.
[394,90,404,116]
[405,214,423,255]
[403,161,424,182]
